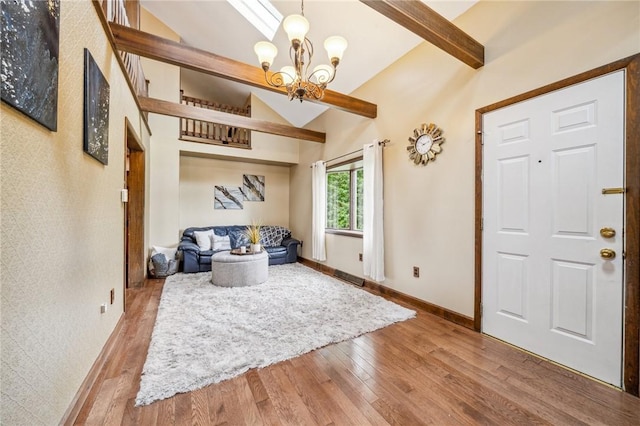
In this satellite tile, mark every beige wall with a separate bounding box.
[248,94,300,164]
[0,2,147,424]
[179,156,290,230]
[181,69,250,109]
[142,8,182,248]
[290,0,640,317]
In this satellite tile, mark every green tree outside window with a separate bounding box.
[327,171,350,229]
[326,167,363,232]
[356,168,363,231]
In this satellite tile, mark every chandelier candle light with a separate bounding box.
[254,0,347,102]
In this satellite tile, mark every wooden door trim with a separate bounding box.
[474,54,640,396]
[126,116,144,150]
[124,117,145,307]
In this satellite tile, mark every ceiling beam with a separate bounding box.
[139,96,326,143]
[360,0,484,69]
[109,23,377,119]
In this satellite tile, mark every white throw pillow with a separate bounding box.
[152,245,177,261]
[212,234,231,251]
[193,230,214,251]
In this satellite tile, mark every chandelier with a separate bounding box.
[253,0,347,102]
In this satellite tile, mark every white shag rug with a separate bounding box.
[135,263,416,406]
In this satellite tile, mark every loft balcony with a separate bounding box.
[179,91,251,149]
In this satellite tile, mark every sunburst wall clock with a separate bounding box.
[407,123,445,166]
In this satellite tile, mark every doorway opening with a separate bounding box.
[124,118,145,304]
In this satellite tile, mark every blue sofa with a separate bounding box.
[178,225,300,273]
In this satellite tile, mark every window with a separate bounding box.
[326,159,363,234]
[226,0,283,41]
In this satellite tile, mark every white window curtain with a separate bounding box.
[363,141,385,281]
[311,160,327,261]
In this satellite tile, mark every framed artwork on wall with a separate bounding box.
[0,0,60,131]
[83,48,110,165]
[243,174,265,201]
[214,186,244,210]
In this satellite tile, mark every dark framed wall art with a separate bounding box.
[0,0,61,131]
[83,48,110,165]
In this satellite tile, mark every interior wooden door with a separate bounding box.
[125,120,145,290]
[482,71,625,386]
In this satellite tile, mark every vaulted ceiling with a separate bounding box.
[139,0,479,128]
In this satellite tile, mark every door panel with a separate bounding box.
[498,156,529,233]
[482,71,624,386]
[496,252,528,321]
[552,101,596,133]
[127,148,145,288]
[550,260,593,341]
[552,146,595,235]
[125,122,145,291]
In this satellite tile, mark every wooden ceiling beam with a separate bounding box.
[109,23,377,119]
[360,0,484,69]
[139,96,326,143]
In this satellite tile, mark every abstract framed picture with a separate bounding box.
[1,0,60,131]
[243,174,265,201]
[214,186,244,210]
[83,48,110,165]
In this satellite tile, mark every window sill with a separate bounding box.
[325,229,363,239]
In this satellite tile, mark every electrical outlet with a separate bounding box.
[413,266,420,278]
[110,288,115,305]
[359,253,363,261]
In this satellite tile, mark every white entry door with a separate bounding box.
[482,71,625,386]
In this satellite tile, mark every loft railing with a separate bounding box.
[180,91,252,148]
[104,0,148,98]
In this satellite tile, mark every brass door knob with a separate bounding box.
[600,248,616,259]
[600,227,616,238]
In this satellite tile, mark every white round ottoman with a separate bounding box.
[211,250,268,287]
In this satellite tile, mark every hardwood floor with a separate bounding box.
[74,273,640,425]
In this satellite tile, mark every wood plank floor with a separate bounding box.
[74,272,640,425]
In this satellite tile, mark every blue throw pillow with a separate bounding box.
[229,229,249,249]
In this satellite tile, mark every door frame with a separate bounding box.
[475,54,640,396]
[124,117,145,307]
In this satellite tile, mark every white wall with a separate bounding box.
[179,156,290,230]
[0,2,147,424]
[289,0,640,317]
